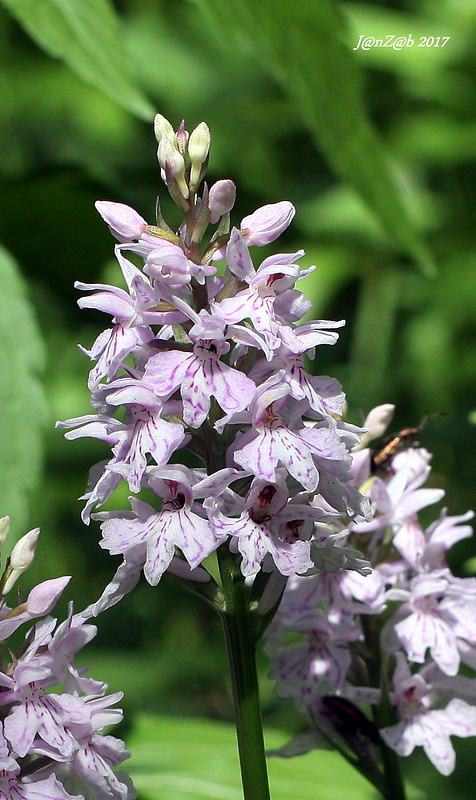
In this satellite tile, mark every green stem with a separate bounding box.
[376,665,407,800]
[218,546,271,800]
[361,617,408,800]
[379,738,407,800]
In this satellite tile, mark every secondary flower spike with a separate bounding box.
[0,519,134,799]
[265,410,476,777]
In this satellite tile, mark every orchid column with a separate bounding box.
[58,115,371,800]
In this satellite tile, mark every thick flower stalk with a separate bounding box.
[57,115,377,800]
[265,405,476,796]
[0,517,134,800]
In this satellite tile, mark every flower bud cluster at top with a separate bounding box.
[0,518,133,800]
[58,114,372,616]
[265,405,476,777]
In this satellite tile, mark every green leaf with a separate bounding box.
[0,245,46,537]
[0,0,154,120]
[197,0,435,276]
[127,714,375,800]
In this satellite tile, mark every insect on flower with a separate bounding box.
[370,413,441,473]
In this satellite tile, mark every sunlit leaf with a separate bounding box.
[0,245,46,537]
[0,0,154,120]
[127,714,376,800]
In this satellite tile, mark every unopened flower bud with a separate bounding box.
[153,113,175,146]
[355,403,395,450]
[10,527,40,572]
[0,516,10,548]
[175,120,189,155]
[26,576,71,616]
[188,122,211,192]
[208,180,237,223]
[365,403,395,437]
[240,201,295,246]
[158,137,189,200]
[1,527,40,596]
[95,201,147,242]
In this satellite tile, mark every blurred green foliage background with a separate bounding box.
[1,0,476,797]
